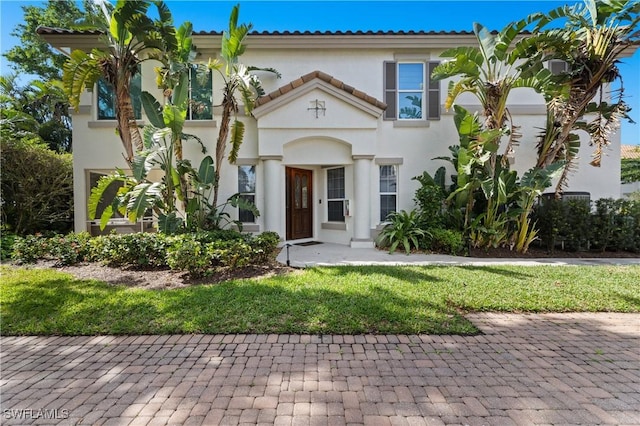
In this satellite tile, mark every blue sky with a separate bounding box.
[1,0,638,144]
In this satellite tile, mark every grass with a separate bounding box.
[1,264,639,336]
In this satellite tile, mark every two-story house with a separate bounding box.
[39,28,627,247]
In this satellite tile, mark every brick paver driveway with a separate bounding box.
[2,313,638,425]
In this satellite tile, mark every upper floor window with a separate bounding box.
[549,60,569,75]
[327,167,345,222]
[97,73,142,120]
[238,165,256,223]
[384,61,440,121]
[187,65,213,120]
[398,63,424,119]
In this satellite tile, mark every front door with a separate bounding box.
[286,167,313,240]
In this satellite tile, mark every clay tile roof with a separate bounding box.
[255,70,387,110]
[36,26,102,35]
[621,145,640,159]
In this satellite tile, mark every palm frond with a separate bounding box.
[62,50,102,110]
[228,119,245,164]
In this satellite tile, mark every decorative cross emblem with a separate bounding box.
[307,99,326,118]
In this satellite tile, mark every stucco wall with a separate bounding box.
[71,41,623,240]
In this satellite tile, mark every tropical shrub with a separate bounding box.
[1,139,73,235]
[11,230,282,274]
[166,234,208,275]
[532,197,639,253]
[376,210,428,254]
[621,159,640,184]
[11,234,50,264]
[591,199,640,252]
[251,231,281,263]
[420,228,466,256]
[1,231,16,261]
[93,233,169,267]
[412,170,446,229]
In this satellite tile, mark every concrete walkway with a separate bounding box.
[276,242,640,267]
[2,313,639,425]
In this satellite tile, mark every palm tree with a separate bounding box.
[527,0,640,193]
[208,4,279,208]
[431,19,542,171]
[63,0,178,164]
[0,74,72,152]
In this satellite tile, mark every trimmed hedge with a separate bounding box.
[532,198,640,253]
[11,231,281,275]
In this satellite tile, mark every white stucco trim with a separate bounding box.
[442,104,547,115]
[235,158,259,166]
[88,120,146,128]
[375,158,404,165]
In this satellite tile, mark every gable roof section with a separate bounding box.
[255,70,386,115]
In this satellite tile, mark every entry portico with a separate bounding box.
[253,71,386,247]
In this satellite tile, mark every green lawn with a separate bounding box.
[1,264,638,336]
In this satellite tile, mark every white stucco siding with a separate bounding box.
[65,33,627,240]
[246,49,386,98]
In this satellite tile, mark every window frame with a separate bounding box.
[96,72,142,121]
[326,167,346,223]
[384,60,440,121]
[237,165,256,223]
[186,65,213,121]
[549,59,569,75]
[397,62,425,120]
[379,164,398,222]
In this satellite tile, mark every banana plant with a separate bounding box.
[512,161,566,253]
[88,126,184,232]
[63,0,179,164]
[207,4,280,208]
[184,155,259,231]
[518,0,640,194]
[431,18,544,173]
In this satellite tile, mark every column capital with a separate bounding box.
[260,155,283,161]
[352,155,375,161]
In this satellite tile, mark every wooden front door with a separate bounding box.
[286,167,313,240]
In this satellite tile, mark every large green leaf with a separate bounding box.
[197,155,216,186]
[520,161,566,190]
[474,22,497,63]
[158,212,183,234]
[88,173,128,220]
[172,71,189,109]
[126,182,163,222]
[163,104,186,138]
[132,152,153,181]
[62,49,102,110]
[228,193,260,218]
[141,91,165,128]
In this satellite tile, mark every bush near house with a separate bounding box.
[621,158,640,183]
[0,139,73,235]
[532,198,640,253]
[11,231,281,275]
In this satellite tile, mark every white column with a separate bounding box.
[262,156,283,237]
[351,155,374,248]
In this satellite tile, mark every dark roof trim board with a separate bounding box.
[36,26,540,52]
[255,70,387,111]
[37,27,484,36]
